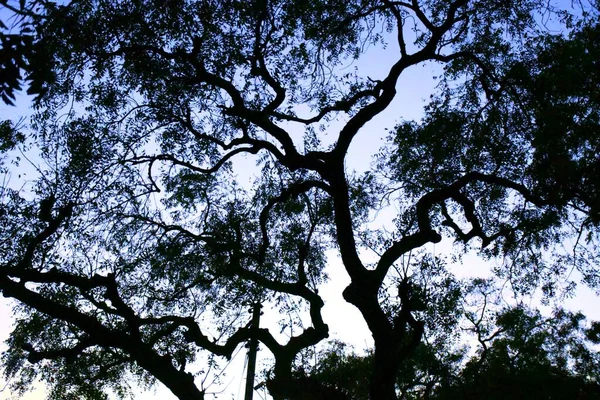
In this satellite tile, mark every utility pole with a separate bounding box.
[244,302,261,400]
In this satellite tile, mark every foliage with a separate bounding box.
[0,1,599,400]
[0,0,54,104]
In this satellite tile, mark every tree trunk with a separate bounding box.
[370,343,399,400]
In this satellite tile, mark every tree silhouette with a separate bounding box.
[1,1,599,399]
[0,0,54,104]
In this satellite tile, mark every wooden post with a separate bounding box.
[244,302,261,400]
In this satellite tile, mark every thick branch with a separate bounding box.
[376,171,553,283]
[333,0,467,163]
[23,337,96,363]
[270,85,381,125]
[1,272,202,399]
[384,0,408,56]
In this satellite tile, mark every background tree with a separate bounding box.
[442,306,600,400]
[1,0,599,399]
[307,300,600,399]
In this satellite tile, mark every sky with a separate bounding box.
[1,1,599,400]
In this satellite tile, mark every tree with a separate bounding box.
[1,0,599,399]
[308,302,600,400]
[439,306,600,400]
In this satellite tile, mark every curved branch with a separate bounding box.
[23,337,96,363]
[270,85,381,125]
[97,44,301,165]
[118,213,214,243]
[383,0,408,56]
[376,170,554,283]
[251,1,286,114]
[125,146,261,175]
[333,0,468,163]
[234,255,330,358]
[257,179,331,263]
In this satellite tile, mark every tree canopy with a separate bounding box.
[1,0,600,399]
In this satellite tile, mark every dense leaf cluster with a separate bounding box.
[0,0,55,104]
